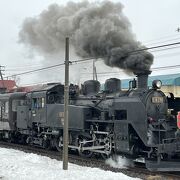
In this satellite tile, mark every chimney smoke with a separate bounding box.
[19,1,153,74]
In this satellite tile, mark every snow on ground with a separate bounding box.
[0,148,141,180]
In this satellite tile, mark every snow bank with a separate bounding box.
[0,148,141,180]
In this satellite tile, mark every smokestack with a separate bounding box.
[135,70,151,89]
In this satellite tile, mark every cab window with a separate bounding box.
[5,101,9,114]
[32,98,45,109]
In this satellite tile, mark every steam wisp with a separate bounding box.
[106,156,134,169]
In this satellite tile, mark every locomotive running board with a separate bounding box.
[67,145,106,151]
[146,160,180,171]
[68,145,110,154]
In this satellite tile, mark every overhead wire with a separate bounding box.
[142,33,180,44]
[5,35,180,72]
[4,41,180,79]
[144,37,180,47]
[5,33,180,71]
[6,62,44,69]
[70,41,180,64]
[81,64,180,77]
[20,63,180,86]
[6,43,180,73]
[5,62,65,77]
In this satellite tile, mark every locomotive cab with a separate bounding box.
[26,83,64,126]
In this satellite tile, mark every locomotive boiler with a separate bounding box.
[0,72,180,171]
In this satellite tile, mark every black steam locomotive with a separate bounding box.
[0,71,180,171]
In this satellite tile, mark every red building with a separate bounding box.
[0,80,16,92]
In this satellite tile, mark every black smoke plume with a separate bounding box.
[19,1,153,73]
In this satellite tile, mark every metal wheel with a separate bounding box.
[77,137,93,158]
[100,137,112,159]
[55,136,63,152]
[42,139,51,150]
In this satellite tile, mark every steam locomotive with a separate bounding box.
[0,71,180,171]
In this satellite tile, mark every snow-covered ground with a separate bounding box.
[0,147,141,180]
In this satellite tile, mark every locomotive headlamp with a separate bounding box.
[152,80,162,89]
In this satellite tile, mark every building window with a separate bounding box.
[33,98,38,108]
[41,98,45,108]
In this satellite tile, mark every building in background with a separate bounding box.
[121,73,180,97]
[0,80,16,93]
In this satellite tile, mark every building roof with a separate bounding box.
[0,80,16,91]
[11,83,61,93]
[121,73,180,89]
[30,83,61,92]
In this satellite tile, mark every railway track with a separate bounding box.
[0,141,180,180]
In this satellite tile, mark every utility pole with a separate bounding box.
[0,66,5,89]
[63,37,69,170]
[93,60,97,81]
[93,60,95,80]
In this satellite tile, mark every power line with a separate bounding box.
[150,45,180,53]
[20,65,180,86]
[152,64,180,70]
[129,41,180,53]
[6,66,43,71]
[6,35,180,72]
[4,33,180,69]
[8,43,179,73]
[142,33,180,44]
[5,41,180,79]
[5,63,65,78]
[6,44,180,73]
[144,37,180,47]
[155,51,180,59]
[71,41,180,64]
[81,64,180,77]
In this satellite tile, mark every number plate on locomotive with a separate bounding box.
[152,97,164,103]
